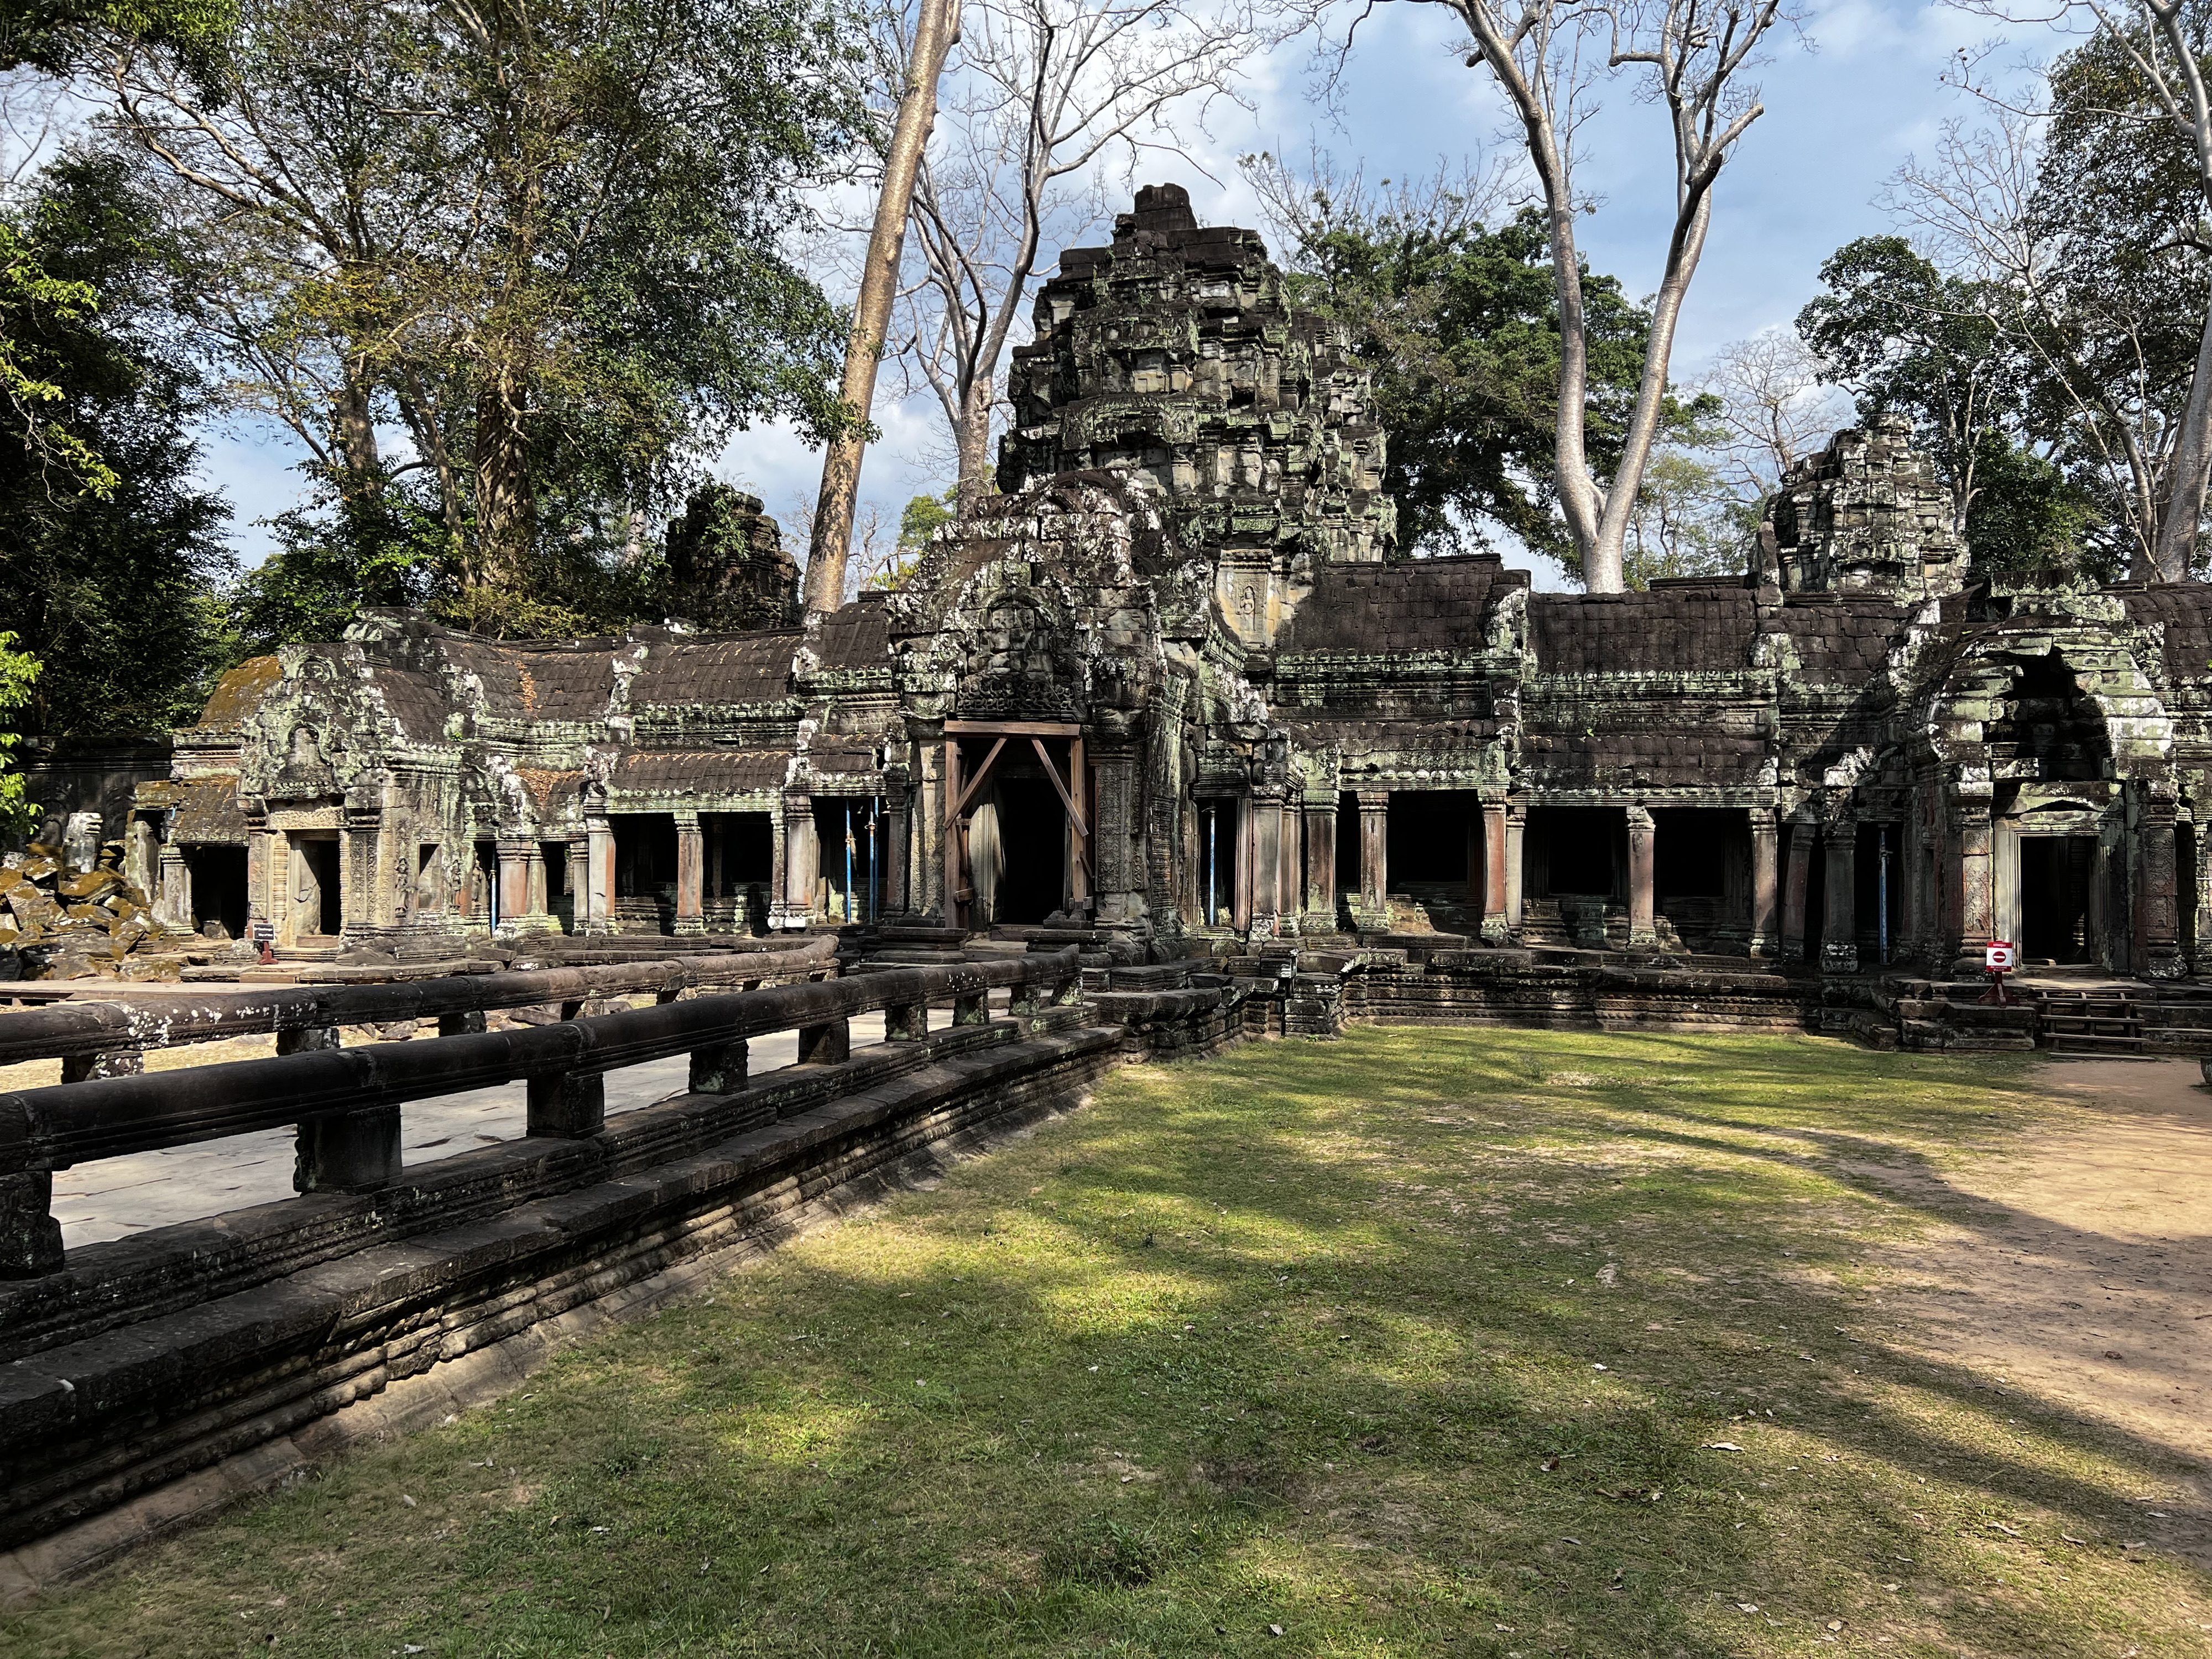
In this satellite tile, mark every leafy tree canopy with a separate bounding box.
[1269,186,1652,567]
[0,151,234,734]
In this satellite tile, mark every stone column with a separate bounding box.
[496,837,531,933]
[885,771,911,915]
[567,839,589,935]
[1232,798,1254,932]
[1279,797,1301,932]
[1480,799,1509,943]
[2137,790,2184,978]
[1821,818,1859,974]
[157,842,191,929]
[1092,735,1139,925]
[672,810,705,935]
[1355,790,1389,930]
[1251,795,1282,939]
[125,813,158,899]
[1625,805,1657,948]
[1505,800,1526,932]
[1955,802,1994,970]
[1303,799,1337,930]
[774,793,816,930]
[1781,815,1814,962]
[584,808,615,934]
[1749,807,1779,959]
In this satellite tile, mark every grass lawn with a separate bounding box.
[6,1026,2208,1657]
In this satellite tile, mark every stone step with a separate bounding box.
[2048,1031,2145,1053]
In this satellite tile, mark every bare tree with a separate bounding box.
[805,0,961,612]
[1694,330,1848,499]
[1417,0,1788,591]
[889,0,1264,515]
[1950,0,2212,579]
[1882,109,2185,573]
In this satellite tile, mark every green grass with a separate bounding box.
[7,1027,2209,1657]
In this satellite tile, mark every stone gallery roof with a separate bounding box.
[1275,557,1526,654]
[368,665,453,740]
[1528,585,1759,674]
[1522,728,1771,789]
[1772,597,1909,684]
[630,633,799,707]
[445,638,614,718]
[815,596,891,670]
[193,657,280,732]
[616,750,792,795]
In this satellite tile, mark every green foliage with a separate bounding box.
[0,0,233,81]
[855,487,956,593]
[0,632,41,838]
[1798,236,2104,578]
[96,0,867,633]
[1266,181,1651,563]
[227,468,445,656]
[1964,431,2105,582]
[1622,448,1753,589]
[0,152,234,734]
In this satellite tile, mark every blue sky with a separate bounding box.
[196,0,2015,589]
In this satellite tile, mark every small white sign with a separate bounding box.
[1984,940,2018,973]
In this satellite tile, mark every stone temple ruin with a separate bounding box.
[22,184,2212,1025]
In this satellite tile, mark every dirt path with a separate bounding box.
[1870,1055,2212,1563]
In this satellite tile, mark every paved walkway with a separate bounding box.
[48,1006,944,1248]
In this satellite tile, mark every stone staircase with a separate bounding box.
[2033,988,2146,1055]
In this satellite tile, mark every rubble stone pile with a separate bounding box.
[0,842,183,980]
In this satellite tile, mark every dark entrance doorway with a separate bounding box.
[992,778,1065,924]
[1526,806,1622,898]
[293,836,341,936]
[945,723,1090,930]
[183,845,248,938]
[2020,835,2096,964]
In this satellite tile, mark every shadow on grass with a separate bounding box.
[3,1026,2206,1659]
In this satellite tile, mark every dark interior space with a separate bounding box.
[717,812,774,886]
[1791,825,1826,956]
[1652,807,1736,898]
[1528,806,1622,898]
[1991,653,2111,782]
[539,841,568,901]
[2020,834,2095,963]
[2183,823,2199,964]
[183,846,247,938]
[815,797,884,922]
[1335,792,1359,893]
[614,814,677,899]
[1387,791,1478,886]
[1854,822,1903,962]
[993,776,1064,924]
[297,838,341,935]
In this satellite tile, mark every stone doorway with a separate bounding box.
[286,833,341,941]
[2020,835,2097,965]
[182,845,248,940]
[945,723,1089,931]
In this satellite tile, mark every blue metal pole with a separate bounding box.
[1878,827,1890,964]
[1207,805,1217,926]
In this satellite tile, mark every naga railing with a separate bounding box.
[0,936,841,1078]
[0,948,1082,1278]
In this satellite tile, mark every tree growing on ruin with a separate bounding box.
[1944,0,2212,581]
[1409,0,1788,591]
[1245,153,1651,562]
[884,0,1262,517]
[86,0,864,634]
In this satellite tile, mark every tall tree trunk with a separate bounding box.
[954,371,993,515]
[2151,290,2212,581]
[806,0,962,614]
[473,363,534,603]
[334,372,381,494]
